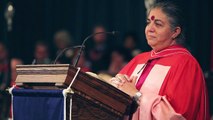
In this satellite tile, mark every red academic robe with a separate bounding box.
[119,45,210,120]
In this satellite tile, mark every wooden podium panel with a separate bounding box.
[15,64,71,87]
[66,65,132,116]
[67,93,124,120]
[15,64,134,119]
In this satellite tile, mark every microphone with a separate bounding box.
[73,31,119,67]
[53,45,84,64]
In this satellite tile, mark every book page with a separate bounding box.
[85,72,112,84]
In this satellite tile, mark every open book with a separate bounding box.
[85,72,113,84]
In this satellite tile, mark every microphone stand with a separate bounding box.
[73,31,117,67]
[53,45,83,64]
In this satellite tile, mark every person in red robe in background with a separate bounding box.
[110,1,210,120]
[0,42,11,119]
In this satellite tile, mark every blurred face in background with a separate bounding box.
[0,43,8,61]
[111,51,124,64]
[93,26,107,44]
[54,30,71,49]
[35,44,49,60]
[124,36,136,50]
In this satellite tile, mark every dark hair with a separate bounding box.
[148,1,186,45]
[123,32,139,43]
[0,42,8,51]
[112,47,132,62]
[92,24,107,32]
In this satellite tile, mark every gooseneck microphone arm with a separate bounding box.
[73,31,118,67]
[53,45,83,64]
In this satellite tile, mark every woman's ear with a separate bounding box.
[172,27,181,39]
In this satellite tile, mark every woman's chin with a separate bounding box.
[147,40,156,47]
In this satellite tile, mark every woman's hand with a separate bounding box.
[110,74,139,97]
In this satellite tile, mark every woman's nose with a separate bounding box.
[147,23,155,32]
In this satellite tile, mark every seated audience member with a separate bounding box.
[10,58,23,86]
[0,42,11,119]
[85,25,113,73]
[33,41,51,64]
[123,32,141,57]
[53,30,74,64]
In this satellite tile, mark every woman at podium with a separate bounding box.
[110,1,210,120]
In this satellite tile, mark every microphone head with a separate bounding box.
[111,31,119,35]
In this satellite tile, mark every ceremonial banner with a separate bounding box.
[11,88,70,120]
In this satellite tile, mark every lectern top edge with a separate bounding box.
[16,64,70,68]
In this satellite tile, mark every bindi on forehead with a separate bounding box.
[151,16,155,21]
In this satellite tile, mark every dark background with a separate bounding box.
[0,0,213,115]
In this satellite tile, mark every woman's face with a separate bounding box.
[145,8,178,52]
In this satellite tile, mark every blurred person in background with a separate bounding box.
[10,58,23,86]
[0,42,11,120]
[74,53,91,72]
[53,30,74,64]
[33,41,51,64]
[123,32,142,57]
[100,47,132,77]
[85,25,113,73]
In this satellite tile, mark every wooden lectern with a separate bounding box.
[15,64,133,120]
